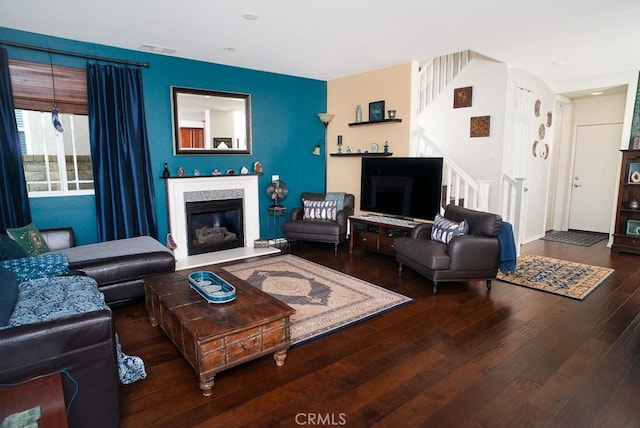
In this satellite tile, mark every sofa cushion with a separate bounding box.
[0,267,18,327]
[393,237,450,270]
[6,223,50,256]
[303,199,338,221]
[0,254,69,283]
[0,235,27,261]
[431,214,469,244]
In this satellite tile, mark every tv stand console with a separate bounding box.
[349,215,428,256]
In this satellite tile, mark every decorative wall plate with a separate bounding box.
[534,99,541,117]
[538,124,546,140]
[546,111,553,127]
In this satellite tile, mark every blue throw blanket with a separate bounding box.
[0,275,146,385]
[498,221,517,274]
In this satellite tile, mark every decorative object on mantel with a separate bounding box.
[162,163,171,178]
[253,161,263,174]
[371,143,379,153]
[453,86,472,108]
[346,145,353,153]
[266,180,288,207]
[384,141,389,153]
[470,116,490,137]
[211,169,222,176]
[355,105,362,123]
[225,169,235,175]
[193,169,200,176]
[240,166,249,174]
[337,135,343,153]
[177,166,186,177]
[368,100,385,122]
[388,110,397,119]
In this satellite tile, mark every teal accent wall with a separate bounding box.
[1,27,327,244]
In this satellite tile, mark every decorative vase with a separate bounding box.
[355,105,362,123]
[630,199,640,209]
[162,163,171,178]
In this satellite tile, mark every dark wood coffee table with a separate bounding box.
[144,265,295,396]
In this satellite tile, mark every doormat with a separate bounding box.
[224,255,413,345]
[540,230,608,247]
[497,254,614,300]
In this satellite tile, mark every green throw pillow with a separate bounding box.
[6,223,50,257]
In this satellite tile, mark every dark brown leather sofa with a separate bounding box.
[283,192,355,252]
[394,205,502,294]
[40,228,176,306]
[0,309,120,427]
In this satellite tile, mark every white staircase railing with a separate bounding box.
[414,128,486,212]
[501,174,525,249]
[418,50,484,113]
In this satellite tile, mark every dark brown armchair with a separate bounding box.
[283,192,355,252]
[393,205,502,294]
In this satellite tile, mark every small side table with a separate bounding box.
[0,372,69,427]
[267,205,287,244]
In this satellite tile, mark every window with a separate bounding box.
[9,59,93,196]
[17,109,93,194]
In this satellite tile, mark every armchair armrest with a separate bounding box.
[40,227,75,251]
[289,207,304,221]
[0,310,120,427]
[448,235,500,270]
[410,223,433,239]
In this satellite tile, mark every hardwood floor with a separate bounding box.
[115,238,640,427]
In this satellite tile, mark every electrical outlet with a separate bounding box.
[272,175,279,182]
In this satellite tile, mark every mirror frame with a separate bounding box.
[171,86,252,155]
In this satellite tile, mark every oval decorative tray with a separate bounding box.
[188,271,236,304]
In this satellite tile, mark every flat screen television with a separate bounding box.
[360,157,443,221]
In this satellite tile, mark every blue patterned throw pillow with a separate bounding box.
[303,199,338,221]
[0,253,69,283]
[431,214,469,244]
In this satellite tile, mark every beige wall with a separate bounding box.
[326,62,412,213]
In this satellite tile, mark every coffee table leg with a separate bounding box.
[273,349,288,367]
[199,374,216,397]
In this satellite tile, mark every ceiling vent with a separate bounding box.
[140,43,177,55]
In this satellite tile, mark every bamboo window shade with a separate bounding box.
[8,59,88,115]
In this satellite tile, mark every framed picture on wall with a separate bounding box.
[369,100,385,122]
[454,86,472,108]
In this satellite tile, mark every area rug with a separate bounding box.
[541,230,608,247]
[224,255,413,345]
[497,254,614,300]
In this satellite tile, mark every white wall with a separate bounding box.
[417,58,508,213]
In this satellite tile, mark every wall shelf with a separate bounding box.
[330,152,393,157]
[348,119,402,127]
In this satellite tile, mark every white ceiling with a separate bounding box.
[2,0,640,92]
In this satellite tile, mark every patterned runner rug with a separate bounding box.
[540,230,608,247]
[497,254,614,300]
[224,254,413,345]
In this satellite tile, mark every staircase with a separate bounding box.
[414,50,522,247]
[417,50,489,114]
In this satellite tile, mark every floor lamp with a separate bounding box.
[314,113,334,192]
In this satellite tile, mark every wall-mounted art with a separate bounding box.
[454,86,472,108]
[470,115,490,137]
[534,99,541,117]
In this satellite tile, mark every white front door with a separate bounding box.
[568,123,622,233]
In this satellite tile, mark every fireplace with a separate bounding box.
[186,198,244,255]
[165,175,274,268]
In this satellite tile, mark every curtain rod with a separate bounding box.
[0,40,150,68]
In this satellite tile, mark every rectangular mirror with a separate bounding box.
[172,86,252,155]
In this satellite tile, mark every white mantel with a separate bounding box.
[165,175,278,269]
